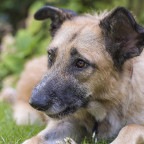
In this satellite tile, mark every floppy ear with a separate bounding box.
[34,6,77,37]
[100,7,144,69]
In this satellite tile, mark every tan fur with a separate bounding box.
[13,56,48,125]
[11,9,144,144]
[111,124,144,144]
[23,135,45,144]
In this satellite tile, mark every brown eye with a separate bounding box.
[48,52,53,62]
[76,59,86,68]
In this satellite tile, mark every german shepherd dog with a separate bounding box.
[16,6,144,144]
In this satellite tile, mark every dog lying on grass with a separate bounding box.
[13,6,144,144]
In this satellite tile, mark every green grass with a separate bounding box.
[0,102,45,144]
[0,102,111,144]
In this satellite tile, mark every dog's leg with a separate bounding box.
[13,56,47,125]
[13,100,47,125]
[23,137,77,144]
[111,124,144,144]
[23,135,45,144]
[23,117,90,144]
[56,138,77,144]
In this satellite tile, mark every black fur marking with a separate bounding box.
[70,48,78,56]
[34,6,77,37]
[93,121,99,134]
[100,7,144,69]
[69,33,78,42]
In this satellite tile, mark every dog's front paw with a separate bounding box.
[22,139,33,144]
[13,102,43,125]
[22,136,44,144]
[56,138,77,144]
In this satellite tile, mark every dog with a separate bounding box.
[14,6,144,144]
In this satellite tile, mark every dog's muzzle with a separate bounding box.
[29,75,89,119]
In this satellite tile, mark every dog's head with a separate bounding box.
[29,6,144,119]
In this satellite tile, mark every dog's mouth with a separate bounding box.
[46,106,78,119]
[46,97,90,119]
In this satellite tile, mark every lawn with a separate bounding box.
[0,102,111,144]
[0,102,45,144]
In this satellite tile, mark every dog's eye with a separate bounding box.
[75,59,87,68]
[48,52,53,62]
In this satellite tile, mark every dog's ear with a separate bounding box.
[100,7,144,69]
[34,6,77,37]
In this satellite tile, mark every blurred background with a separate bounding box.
[0,0,144,91]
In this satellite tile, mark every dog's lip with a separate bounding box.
[46,106,78,119]
[45,97,90,119]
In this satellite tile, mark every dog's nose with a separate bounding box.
[29,84,53,111]
[29,97,50,111]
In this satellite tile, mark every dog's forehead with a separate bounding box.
[49,16,103,52]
